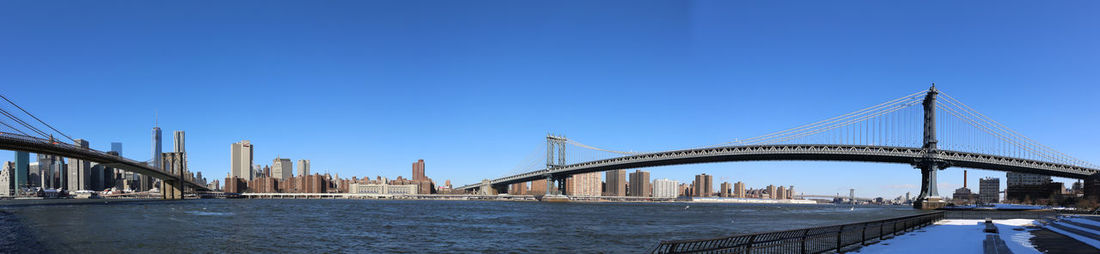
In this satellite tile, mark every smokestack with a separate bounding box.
[963,170,968,189]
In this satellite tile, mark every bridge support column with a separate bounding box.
[477,179,493,195]
[545,175,568,195]
[913,162,946,209]
[546,176,558,195]
[914,84,946,210]
[161,180,182,200]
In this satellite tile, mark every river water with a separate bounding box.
[1,199,925,253]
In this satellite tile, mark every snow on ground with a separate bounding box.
[1046,218,1100,249]
[998,220,1041,254]
[853,219,1039,254]
[988,204,1049,210]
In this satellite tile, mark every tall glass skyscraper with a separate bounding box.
[13,151,29,190]
[151,127,162,169]
[111,142,122,156]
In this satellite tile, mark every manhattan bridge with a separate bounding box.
[458,85,1099,209]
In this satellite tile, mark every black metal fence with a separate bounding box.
[649,211,945,254]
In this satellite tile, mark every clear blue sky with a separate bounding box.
[1,1,1098,198]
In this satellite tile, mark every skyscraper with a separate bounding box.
[412,159,425,181]
[720,182,732,197]
[652,179,679,198]
[111,142,123,155]
[13,151,28,191]
[272,157,292,180]
[231,141,254,181]
[151,127,162,169]
[68,139,91,191]
[107,142,123,190]
[766,185,776,199]
[628,170,650,197]
[734,181,746,198]
[569,172,601,196]
[693,174,713,197]
[37,154,62,189]
[174,131,186,171]
[173,131,185,153]
[604,169,626,196]
[2,162,14,197]
[297,159,310,177]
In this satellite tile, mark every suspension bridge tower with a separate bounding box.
[545,134,568,195]
[914,84,949,209]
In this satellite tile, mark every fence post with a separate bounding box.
[861,222,868,245]
[880,220,885,240]
[745,234,756,254]
[892,220,897,236]
[800,229,809,254]
[835,225,844,253]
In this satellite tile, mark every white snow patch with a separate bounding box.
[996,219,1038,227]
[989,204,1048,210]
[853,219,1040,254]
[996,223,1040,254]
[936,219,985,226]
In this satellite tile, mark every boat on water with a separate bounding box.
[537,194,571,202]
[72,190,101,199]
[39,188,68,199]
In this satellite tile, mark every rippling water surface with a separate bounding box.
[2,199,924,253]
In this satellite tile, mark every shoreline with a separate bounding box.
[0,198,168,208]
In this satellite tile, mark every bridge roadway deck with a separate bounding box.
[0,133,210,191]
[460,144,1099,190]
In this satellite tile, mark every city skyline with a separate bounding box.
[2,1,1099,199]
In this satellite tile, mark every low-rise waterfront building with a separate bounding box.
[349,183,419,195]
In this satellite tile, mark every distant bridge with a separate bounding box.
[458,86,1099,209]
[795,195,874,202]
[0,94,208,199]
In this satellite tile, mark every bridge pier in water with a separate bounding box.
[161,179,183,200]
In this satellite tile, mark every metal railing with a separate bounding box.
[650,211,945,254]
